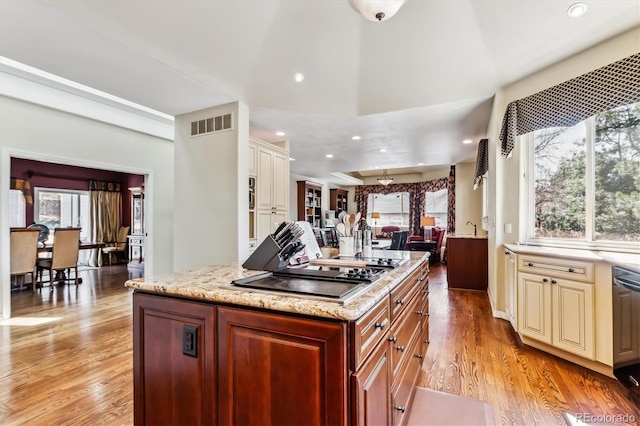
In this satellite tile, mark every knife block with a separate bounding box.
[242,235,288,271]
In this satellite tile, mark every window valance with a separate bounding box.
[500,53,640,157]
[89,180,121,192]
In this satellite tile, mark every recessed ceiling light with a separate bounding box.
[380,148,387,153]
[293,72,305,82]
[352,135,361,140]
[463,139,473,144]
[374,166,380,169]
[289,157,296,161]
[418,163,424,166]
[276,131,285,136]
[326,154,333,158]
[567,2,587,17]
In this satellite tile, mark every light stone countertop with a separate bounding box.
[125,251,429,321]
[504,243,640,273]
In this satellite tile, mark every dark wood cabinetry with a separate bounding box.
[217,306,347,426]
[132,258,429,425]
[447,236,488,290]
[330,188,348,215]
[133,293,216,426]
[297,181,323,227]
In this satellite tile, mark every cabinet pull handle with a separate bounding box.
[551,279,557,284]
[568,268,575,273]
[388,336,397,343]
[416,310,423,316]
[396,345,405,352]
[542,278,549,283]
[374,320,387,330]
[528,262,534,267]
[395,406,406,413]
[424,339,430,344]
[395,299,404,305]
[505,250,509,255]
[415,354,424,359]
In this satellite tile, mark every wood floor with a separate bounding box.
[1,263,638,425]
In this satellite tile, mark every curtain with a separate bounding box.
[354,174,453,236]
[10,178,33,205]
[500,53,640,157]
[473,139,488,190]
[88,180,122,266]
[447,165,455,233]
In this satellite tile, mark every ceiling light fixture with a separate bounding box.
[276,131,285,136]
[418,163,424,166]
[463,139,473,144]
[380,148,387,152]
[293,72,305,82]
[567,2,587,17]
[348,0,406,22]
[289,157,296,161]
[377,169,394,186]
[326,154,334,158]
[352,135,361,140]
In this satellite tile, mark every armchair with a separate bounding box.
[377,225,400,239]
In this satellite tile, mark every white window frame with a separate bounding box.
[34,187,90,242]
[522,116,638,252]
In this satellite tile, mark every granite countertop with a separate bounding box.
[125,250,429,321]
[504,243,640,273]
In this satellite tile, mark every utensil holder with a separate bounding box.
[339,236,355,257]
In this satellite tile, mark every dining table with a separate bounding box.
[37,241,106,284]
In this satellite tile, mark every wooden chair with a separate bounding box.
[36,228,81,288]
[10,228,41,292]
[102,226,130,265]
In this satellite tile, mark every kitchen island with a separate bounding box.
[126,250,430,426]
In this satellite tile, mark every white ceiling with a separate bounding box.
[1,0,638,184]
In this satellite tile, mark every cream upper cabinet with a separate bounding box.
[248,142,257,177]
[271,151,288,211]
[256,210,287,243]
[256,147,274,210]
[256,145,289,211]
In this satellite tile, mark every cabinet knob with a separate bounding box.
[395,406,406,413]
[542,278,549,283]
[551,279,557,284]
[395,299,404,305]
[396,345,405,352]
[505,250,509,255]
[388,336,397,343]
[374,320,387,330]
[416,310,424,316]
[568,268,575,273]
[415,354,424,359]
[528,262,534,267]
[424,339,430,344]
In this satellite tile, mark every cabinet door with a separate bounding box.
[256,148,273,209]
[552,278,595,359]
[518,273,552,345]
[272,151,288,211]
[613,286,640,364]
[133,293,216,426]
[256,210,286,243]
[248,142,257,176]
[217,306,347,426]
[352,342,391,426]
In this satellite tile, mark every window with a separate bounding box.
[526,102,639,248]
[367,192,410,227]
[34,188,89,243]
[425,189,448,228]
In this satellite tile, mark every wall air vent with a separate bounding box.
[190,112,233,137]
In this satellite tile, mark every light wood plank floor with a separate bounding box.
[2,263,638,425]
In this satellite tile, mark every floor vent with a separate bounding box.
[190,113,233,137]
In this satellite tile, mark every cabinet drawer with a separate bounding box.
[391,332,421,426]
[518,255,594,283]
[353,297,390,369]
[389,294,421,380]
[391,267,421,320]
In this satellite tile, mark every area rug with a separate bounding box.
[407,387,495,425]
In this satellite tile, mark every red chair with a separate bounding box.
[377,225,400,239]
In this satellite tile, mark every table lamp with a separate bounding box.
[421,216,436,240]
[371,212,380,237]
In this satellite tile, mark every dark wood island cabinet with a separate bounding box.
[129,252,429,426]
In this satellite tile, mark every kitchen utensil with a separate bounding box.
[336,223,346,237]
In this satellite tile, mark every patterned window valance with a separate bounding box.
[89,180,121,192]
[500,53,640,156]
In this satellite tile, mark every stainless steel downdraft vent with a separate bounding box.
[190,113,233,137]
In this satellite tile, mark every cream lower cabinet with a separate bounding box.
[504,248,517,330]
[518,272,595,359]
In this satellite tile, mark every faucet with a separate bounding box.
[466,221,477,236]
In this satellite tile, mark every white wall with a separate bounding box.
[0,90,174,319]
[173,102,249,270]
[486,27,640,316]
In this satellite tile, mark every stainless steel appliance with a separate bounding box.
[612,266,640,390]
[249,177,255,209]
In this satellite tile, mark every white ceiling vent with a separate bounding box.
[190,113,233,137]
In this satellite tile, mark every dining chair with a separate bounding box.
[102,226,130,265]
[36,227,81,288]
[10,228,41,292]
